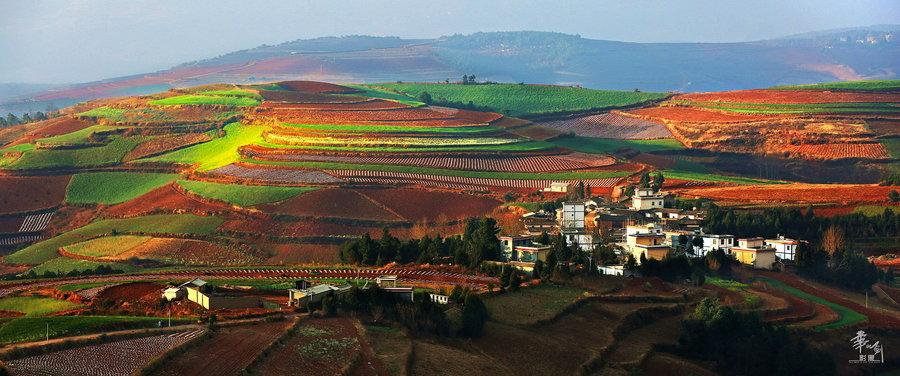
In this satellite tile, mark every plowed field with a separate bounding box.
[676,184,896,204]
[253,318,364,376]
[207,164,344,184]
[675,89,900,104]
[258,100,407,111]
[781,142,890,160]
[0,175,71,215]
[259,188,404,221]
[252,154,603,172]
[263,243,341,264]
[627,106,775,123]
[258,90,369,103]
[25,117,93,139]
[125,133,213,160]
[278,81,360,94]
[538,112,673,139]
[356,188,501,222]
[102,184,231,217]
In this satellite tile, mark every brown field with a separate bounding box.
[258,90,370,103]
[538,111,673,139]
[675,89,900,104]
[675,183,897,204]
[355,188,501,222]
[780,142,890,160]
[866,120,900,137]
[262,243,342,264]
[254,153,605,172]
[0,175,71,215]
[503,124,561,140]
[125,133,213,161]
[102,184,232,218]
[259,188,404,222]
[277,81,361,94]
[253,318,368,376]
[118,238,259,266]
[24,116,94,139]
[220,218,380,238]
[152,321,292,376]
[258,99,408,111]
[627,106,775,123]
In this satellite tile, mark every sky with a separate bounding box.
[1,0,898,84]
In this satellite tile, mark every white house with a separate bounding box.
[765,235,799,261]
[698,234,735,257]
[544,182,569,192]
[429,293,450,305]
[598,264,637,276]
[631,187,665,211]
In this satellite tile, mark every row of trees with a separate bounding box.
[415,90,494,112]
[338,217,502,268]
[1,110,57,128]
[704,205,898,243]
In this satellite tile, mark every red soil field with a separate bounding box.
[811,205,858,217]
[0,175,70,215]
[506,124,562,141]
[355,188,501,222]
[263,243,342,264]
[626,106,775,123]
[259,99,408,111]
[253,318,365,376]
[206,163,344,184]
[781,142,890,160]
[675,89,900,104]
[220,218,381,238]
[0,217,24,233]
[676,184,897,204]
[95,282,162,302]
[102,183,232,218]
[24,117,93,139]
[258,90,370,103]
[278,81,360,94]
[430,107,504,124]
[153,321,292,376]
[258,188,404,222]
[329,169,625,190]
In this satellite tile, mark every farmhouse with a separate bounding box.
[515,244,552,263]
[500,235,533,261]
[598,264,637,276]
[375,275,399,288]
[594,209,637,236]
[430,293,451,304]
[631,187,665,211]
[543,182,569,192]
[522,211,557,235]
[732,238,777,270]
[182,279,263,310]
[288,284,351,307]
[559,201,598,251]
[698,233,735,257]
[765,235,798,261]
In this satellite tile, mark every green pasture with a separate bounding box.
[149,95,260,107]
[77,107,127,121]
[0,297,82,317]
[177,180,317,206]
[660,170,781,185]
[760,277,866,331]
[142,123,265,171]
[771,79,900,92]
[35,125,124,146]
[65,172,178,205]
[3,136,146,170]
[64,235,151,258]
[197,89,263,100]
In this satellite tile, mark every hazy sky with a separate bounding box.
[2,0,898,83]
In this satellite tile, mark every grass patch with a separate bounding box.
[64,235,151,258]
[5,214,224,265]
[551,135,684,154]
[0,316,180,345]
[197,89,262,100]
[660,170,782,185]
[0,297,81,317]
[35,125,123,146]
[149,95,260,107]
[484,284,586,325]
[65,172,178,205]
[771,79,900,92]
[0,143,35,153]
[143,123,265,171]
[760,277,866,331]
[77,106,127,121]
[245,159,630,180]
[28,257,138,275]
[177,180,316,206]
[279,123,499,134]
[371,83,667,117]
[5,136,146,170]
[706,277,749,291]
[881,138,900,159]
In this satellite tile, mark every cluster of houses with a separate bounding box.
[505,186,800,275]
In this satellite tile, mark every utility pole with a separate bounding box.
[168,309,171,327]
[866,291,869,309]
[46,323,49,342]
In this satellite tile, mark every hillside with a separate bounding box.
[3,27,899,114]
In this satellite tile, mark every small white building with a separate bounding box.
[289,284,351,307]
[698,233,735,257]
[765,236,799,261]
[375,275,398,288]
[162,287,185,301]
[597,264,637,277]
[544,182,569,192]
[631,187,665,211]
[429,293,450,305]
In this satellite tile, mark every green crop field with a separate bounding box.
[370,83,668,117]
[246,159,630,180]
[0,297,82,317]
[197,89,263,100]
[143,123,265,171]
[177,180,317,206]
[484,284,586,326]
[342,84,425,106]
[5,214,224,265]
[3,136,146,170]
[64,235,151,258]
[35,125,124,146]
[661,170,781,185]
[881,138,900,159]
[772,79,900,92]
[760,277,866,331]
[551,135,685,154]
[0,316,184,345]
[28,257,138,275]
[77,106,127,121]
[279,123,499,134]
[149,94,260,107]
[0,143,35,153]
[254,139,552,153]
[65,172,178,205]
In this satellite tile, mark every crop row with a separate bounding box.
[781,142,890,160]
[249,153,594,172]
[538,112,673,139]
[258,99,407,111]
[326,169,625,188]
[6,329,206,376]
[17,211,53,233]
[207,163,344,184]
[263,133,521,148]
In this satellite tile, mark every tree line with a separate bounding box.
[1,109,59,128]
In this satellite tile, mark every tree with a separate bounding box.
[459,293,488,338]
[651,172,665,192]
[461,75,470,84]
[417,91,433,104]
[691,268,706,286]
[624,254,637,270]
[639,172,651,188]
[821,225,845,257]
[890,190,900,203]
[6,113,19,126]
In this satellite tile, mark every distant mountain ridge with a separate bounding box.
[3,27,898,114]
